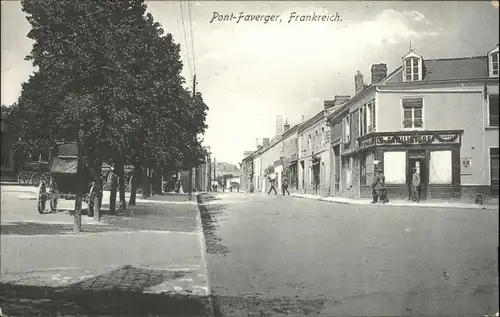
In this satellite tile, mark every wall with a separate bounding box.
[377,87,495,186]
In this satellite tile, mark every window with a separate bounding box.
[429,151,452,184]
[383,151,406,184]
[360,154,366,185]
[367,101,375,133]
[321,127,325,144]
[359,106,366,136]
[491,52,499,77]
[402,98,423,129]
[404,57,420,81]
[489,94,499,127]
[342,115,351,143]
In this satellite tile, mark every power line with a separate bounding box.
[179,1,193,78]
[187,0,196,74]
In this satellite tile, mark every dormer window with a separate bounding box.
[405,58,420,81]
[489,44,499,77]
[402,50,423,82]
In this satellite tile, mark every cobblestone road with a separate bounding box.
[199,192,499,317]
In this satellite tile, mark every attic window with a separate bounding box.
[491,52,499,76]
[404,57,420,81]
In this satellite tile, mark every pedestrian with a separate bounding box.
[282,176,290,196]
[236,183,240,192]
[371,168,388,203]
[412,167,420,202]
[268,173,278,195]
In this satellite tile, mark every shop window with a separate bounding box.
[402,98,423,129]
[383,151,406,184]
[489,94,499,127]
[429,150,452,184]
[360,154,366,185]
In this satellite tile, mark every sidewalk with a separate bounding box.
[290,193,498,210]
[1,193,212,316]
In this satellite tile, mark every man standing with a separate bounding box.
[412,168,421,202]
[282,175,290,196]
[268,173,278,195]
[371,168,387,203]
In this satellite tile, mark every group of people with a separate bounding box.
[266,173,290,196]
[211,180,240,192]
[263,167,421,203]
[371,167,421,203]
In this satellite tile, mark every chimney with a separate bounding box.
[301,115,305,122]
[283,121,290,133]
[334,95,350,107]
[263,138,270,147]
[324,100,335,111]
[371,63,387,84]
[355,71,364,94]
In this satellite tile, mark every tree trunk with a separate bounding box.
[116,160,126,210]
[152,167,162,195]
[73,128,84,233]
[142,167,150,198]
[129,163,140,206]
[110,168,118,215]
[188,168,193,201]
[92,159,102,221]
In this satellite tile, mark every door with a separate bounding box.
[300,161,305,191]
[408,158,427,200]
[491,148,499,198]
[334,145,340,193]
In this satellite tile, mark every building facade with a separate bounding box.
[328,44,499,202]
[297,110,330,195]
[281,122,300,192]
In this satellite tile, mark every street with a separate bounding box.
[199,192,499,317]
[1,185,499,316]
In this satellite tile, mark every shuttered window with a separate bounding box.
[402,98,423,129]
[489,95,499,127]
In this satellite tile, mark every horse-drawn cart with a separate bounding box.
[37,142,101,215]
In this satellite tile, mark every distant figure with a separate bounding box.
[371,169,388,203]
[236,182,240,192]
[268,173,278,195]
[211,180,218,192]
[175,179,181,193]
[412,168,421,203]
[282,176,290,196]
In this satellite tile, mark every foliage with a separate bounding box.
[15,0,209,178]
[264,165,275,177]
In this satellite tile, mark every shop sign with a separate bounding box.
[376,132,460,146]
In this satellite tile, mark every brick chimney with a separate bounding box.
[263,138,270,147]
[283,120,290,133]
[334,95,350,106]
[371,63,387,84]
[324,100,336,111]
[355,71,364,95]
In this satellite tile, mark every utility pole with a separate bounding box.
[188,75,196,201]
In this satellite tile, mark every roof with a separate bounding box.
[385,56,489,84]
[281,122,301,139]
[298,110,326,134]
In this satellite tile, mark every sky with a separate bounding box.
[2,1,499,165]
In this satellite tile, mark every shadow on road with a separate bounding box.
[196,194,229,255]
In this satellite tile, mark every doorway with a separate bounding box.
[408,157,427,200]
[300,160,305,191]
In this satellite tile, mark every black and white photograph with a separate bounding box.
[1,0,499,316]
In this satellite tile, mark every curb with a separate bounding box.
[290,194,498,210]
[194,193,215,317]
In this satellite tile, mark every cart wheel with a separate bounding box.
[37,183,47,214]
[31,172,41,186]
[50,198,58,212]
[17,172,26,184]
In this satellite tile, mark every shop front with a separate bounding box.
[357,130,463,201]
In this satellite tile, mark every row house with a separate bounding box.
[280,121,300,192]
[328,44,499,202]
[297,109,331,195]
[259,135,284,193]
